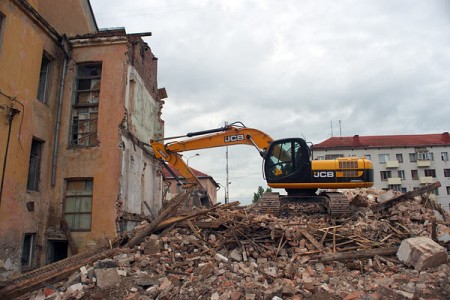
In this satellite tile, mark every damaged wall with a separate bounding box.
[0,0,97,280]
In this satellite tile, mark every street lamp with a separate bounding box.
[186,153,200,166]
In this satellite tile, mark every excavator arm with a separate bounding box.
[150,122,273,190]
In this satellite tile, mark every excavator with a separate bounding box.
[150,122,374,217]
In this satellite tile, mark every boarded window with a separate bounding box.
[37,54,51,103]
[70,63,101,146]
[64,179,93,231]
[27,139,43,191]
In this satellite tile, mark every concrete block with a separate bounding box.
[94,269,121,289]
[397,237,448,271]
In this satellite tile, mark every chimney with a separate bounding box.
[353,135,360,145]
[442,132,450,143]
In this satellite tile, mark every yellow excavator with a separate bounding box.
[150,122,374,217]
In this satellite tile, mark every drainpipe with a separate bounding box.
[51,37,70,186]
[0,106,21,204]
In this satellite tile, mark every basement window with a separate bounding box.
[21,233,36,268]
[27,139,43,191]
[64,179,93,231]
[37,53,52,103]
[70,63,101,147]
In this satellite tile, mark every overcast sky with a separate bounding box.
[90,0,450,204]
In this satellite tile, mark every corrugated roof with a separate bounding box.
[313,132,450,150]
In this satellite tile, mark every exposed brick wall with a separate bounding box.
[127,35,159,101]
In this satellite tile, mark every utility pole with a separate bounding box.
[225,121,229,204]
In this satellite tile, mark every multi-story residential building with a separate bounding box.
[0,0,166,279]
[312,133,450,209]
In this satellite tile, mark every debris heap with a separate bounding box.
[3,184,450,300]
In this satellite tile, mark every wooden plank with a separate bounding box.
[320,246,399,262]
[299,229,324,251]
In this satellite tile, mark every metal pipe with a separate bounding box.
[51,55,68,185]
[0,107,20,204]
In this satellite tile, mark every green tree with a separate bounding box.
[252,186,272,203]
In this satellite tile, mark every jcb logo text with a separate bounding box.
[225,134,244,143]
[314,171,334,178]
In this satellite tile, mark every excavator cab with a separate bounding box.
[264,138,312,185]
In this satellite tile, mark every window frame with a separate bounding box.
[424,169,436,178]
[411,170,419,180]
[378,154,389,164]
[27,139,44,191]
[442,152,449,162]
[396,153,403,163]
[444,169,450,178]
[380,170,391,181]
[70,63,102,147]
[37,53,52,104]
[398,170,405,180]
[63,179,93,232]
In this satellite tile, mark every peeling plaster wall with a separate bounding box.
[0,0,64,279]
[127,67,164,142]
[119,137,162,226]
[54,39,129,252]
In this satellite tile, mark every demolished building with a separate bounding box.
[0,0,166,280]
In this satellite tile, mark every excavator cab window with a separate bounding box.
[264,138,307,181]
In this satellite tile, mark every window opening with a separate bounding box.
[27,139,43,191]
[64,179,93,231]
[70,63,101,146]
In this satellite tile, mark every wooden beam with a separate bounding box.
[320,246,399,262]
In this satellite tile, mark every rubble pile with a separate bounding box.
[19,188,450,299]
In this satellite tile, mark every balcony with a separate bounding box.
[385,160,399,168]
[419,176,433,184]
[417,160,431,167]
[387,177,402,185]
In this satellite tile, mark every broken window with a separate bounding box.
[21,233,35,268]
[380,171,391,181]
[424,169,436,177]
[37,54,51,103]
[64,179,93,231]
[27,139,43,191]
[411,170,418,180]
[70,63,101,147]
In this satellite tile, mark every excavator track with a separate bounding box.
[322,192,351,218]
[256,191,350,218]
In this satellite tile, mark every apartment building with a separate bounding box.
[0,0,165,279]
[312,133,450,209]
